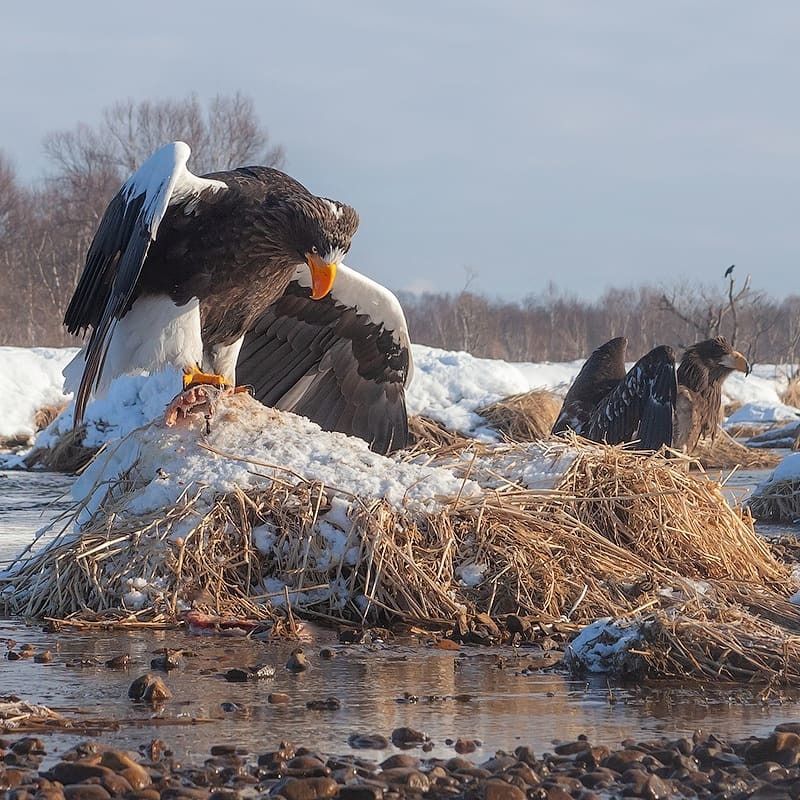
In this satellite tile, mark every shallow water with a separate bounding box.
[2,468,800,765]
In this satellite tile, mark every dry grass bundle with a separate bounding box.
[4,437,791,633]
[406,415,474,455]
[23,425,97,473]
[33,402,68,432]
[639,596,800,683]
[747,477,800,523]
[690,427,781,470]
[781,374,800,409]
[476,389,562,442]
[559,446,786,587]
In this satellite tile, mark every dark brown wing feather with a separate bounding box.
[552,337,628,434]
[584,345,677,450]
[237,281,410,454]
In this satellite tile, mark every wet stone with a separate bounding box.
[746,732,800,768]
[286,649,310,673]
[338,785,384,800]
[454,738,478,754]
[305,698,340,711]
[553,741,590,756]
[380,755,418,770]
[390,727,427,748]
[602,749,645,773]
[348,734,389,750]
[483,778,527,800]
[642,773,673,800]
[378,768,430,791]
[127,673,171,704]
[48,762,113,784]
[274,776,339,800]
[104,655,130,669]
[268,693,291,704]
[62,785,112,800]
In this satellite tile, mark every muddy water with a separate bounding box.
[2,468,800,765]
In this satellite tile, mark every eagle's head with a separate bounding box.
[693,336,751,376]
[678,336,750,392]
[290,197,359,299]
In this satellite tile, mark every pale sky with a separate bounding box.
[2,1,799,300]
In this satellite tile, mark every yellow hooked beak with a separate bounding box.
[733,351,751,376]
[305,252,337,299]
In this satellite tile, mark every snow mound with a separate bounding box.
[0,347,77,441]
[725,402,800,427]
[75,392,482,525]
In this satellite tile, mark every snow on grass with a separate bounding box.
[565,618,645,674]
[725,402,800,427]
[406,345,579,436]
[74,393,482,526]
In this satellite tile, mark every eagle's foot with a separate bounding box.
[165,384,234,428]
[182,368,232,391]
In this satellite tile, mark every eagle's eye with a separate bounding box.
[311,245,319,255]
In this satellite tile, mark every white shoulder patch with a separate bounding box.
[122,141,227,235]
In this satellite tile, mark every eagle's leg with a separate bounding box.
[164,367,235,427]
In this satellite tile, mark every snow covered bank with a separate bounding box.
[0,345,797,460]
[0,347,76,443]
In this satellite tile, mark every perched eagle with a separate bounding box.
[673,336,750,452]
[551,337,677,450]
[63,141,412,453]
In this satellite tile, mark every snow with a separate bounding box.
[0,347,77,441]
[72,393,482,526]
[564,618,645,674]
[724,402,800,427]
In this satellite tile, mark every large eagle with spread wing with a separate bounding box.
[552,335,750,452]
[63,142,412,453]
[551,337,677,450]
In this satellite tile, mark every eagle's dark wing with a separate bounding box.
[584,345,676,450]
[63,142,227,424]
[236,264,412,454]
[552,337,628,435]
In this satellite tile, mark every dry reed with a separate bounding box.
[23,425,98,473]
[690,427,781,470]
[4,416,798,682]
[476,389,561,442]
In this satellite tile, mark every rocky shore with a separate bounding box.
[3,724,800,800]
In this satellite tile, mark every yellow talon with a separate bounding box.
[182,368,232,391]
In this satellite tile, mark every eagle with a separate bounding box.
[551,337,677,450]
[552,335,751,453]
[673,336,750,452]
[63,141,412,454]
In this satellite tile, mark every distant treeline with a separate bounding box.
[399,278,800,366]
[0,93,283,348]
[1,95,798,365]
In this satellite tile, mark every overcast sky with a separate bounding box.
[2,1,798,301]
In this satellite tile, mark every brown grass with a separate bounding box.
[691,427,781,470]
[23,425,98,473]
[5,414,799,682]
[747,476,800,523]
[476,389,562,442]
[782,374,800,409]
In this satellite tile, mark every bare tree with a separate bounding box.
[0,93,285,346]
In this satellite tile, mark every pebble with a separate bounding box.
[5,723,800,800]
[268,692,291,704]
[127,673,171,704]
[348,734,389,750]
[286,648,310,672]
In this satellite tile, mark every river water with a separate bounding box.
[2,468,800,765]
